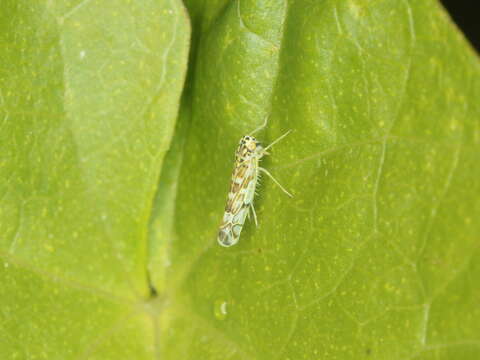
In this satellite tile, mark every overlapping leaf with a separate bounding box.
[0,0,189,358]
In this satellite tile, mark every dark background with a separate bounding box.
[441,0,479,52]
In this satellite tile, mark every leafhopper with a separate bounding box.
[217,119,292,247]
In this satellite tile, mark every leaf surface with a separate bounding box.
[0,0,189,358]
[154,0,480,359]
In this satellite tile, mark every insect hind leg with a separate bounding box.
[250,203,258,227]
[259,167,293,197]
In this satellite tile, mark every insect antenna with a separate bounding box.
[249,115,269,136]
[264,129,292,152]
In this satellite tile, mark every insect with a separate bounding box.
[217,119,292,247]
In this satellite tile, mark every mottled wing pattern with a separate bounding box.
[225,162,254,213]
[218,142,259,247]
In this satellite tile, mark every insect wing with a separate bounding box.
[218,156,257,247]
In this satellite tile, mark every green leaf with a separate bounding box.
[154,0,480,359]
[0,0,189,358]
[2,0,480,359]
